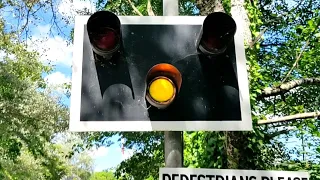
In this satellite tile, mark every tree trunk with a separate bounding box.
[225,131,240,168]
[196,0,225,15]
[224,0,254,169]
[230,0,252,46]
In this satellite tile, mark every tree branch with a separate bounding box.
[258,77,320,99]
[127,0,143,16]
[258,111,320,125]
[281,40,310,83]
[49,0,67,37]
[147,0,155,16]
[249,27,267,48]
[281,16,320,83]
[19,6,31,40]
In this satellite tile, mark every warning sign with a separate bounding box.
[159,168,309,180]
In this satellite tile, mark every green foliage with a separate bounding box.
[0,19,66,164]
[113,132,164,179]
[0,8,94,179]
[184,132,227,168]
[102,0,196,16]
[90,171,116,180]
[103,0,161,16]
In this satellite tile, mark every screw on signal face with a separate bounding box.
[87,11,122,61]
[197,12,237,56]
[145,63,182,109]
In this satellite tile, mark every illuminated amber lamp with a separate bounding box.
[145,63,182,109]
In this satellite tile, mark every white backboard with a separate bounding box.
[69,15,252,131]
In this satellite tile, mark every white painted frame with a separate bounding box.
[69,15,252,132]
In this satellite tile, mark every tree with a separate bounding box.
[54,132,95,180]
[89,171,116,180]
[0,4,94,179]
[1,15,65,177]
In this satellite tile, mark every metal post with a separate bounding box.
[164,131,183,167]
[163,0,183,168]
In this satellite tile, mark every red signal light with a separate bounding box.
[87,11,121,60]
[197,12,237,55]
[92,28,119,51]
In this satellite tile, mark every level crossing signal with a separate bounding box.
[69,10,252,131]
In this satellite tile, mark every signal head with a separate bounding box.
[198,12,237,56]
[87,11,122,60]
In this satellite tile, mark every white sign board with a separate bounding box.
[159,168,309,180]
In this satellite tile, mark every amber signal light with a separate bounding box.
[145,63,182,109]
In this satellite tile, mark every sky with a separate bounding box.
[1,0,317,173]
[88,139,135,172]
